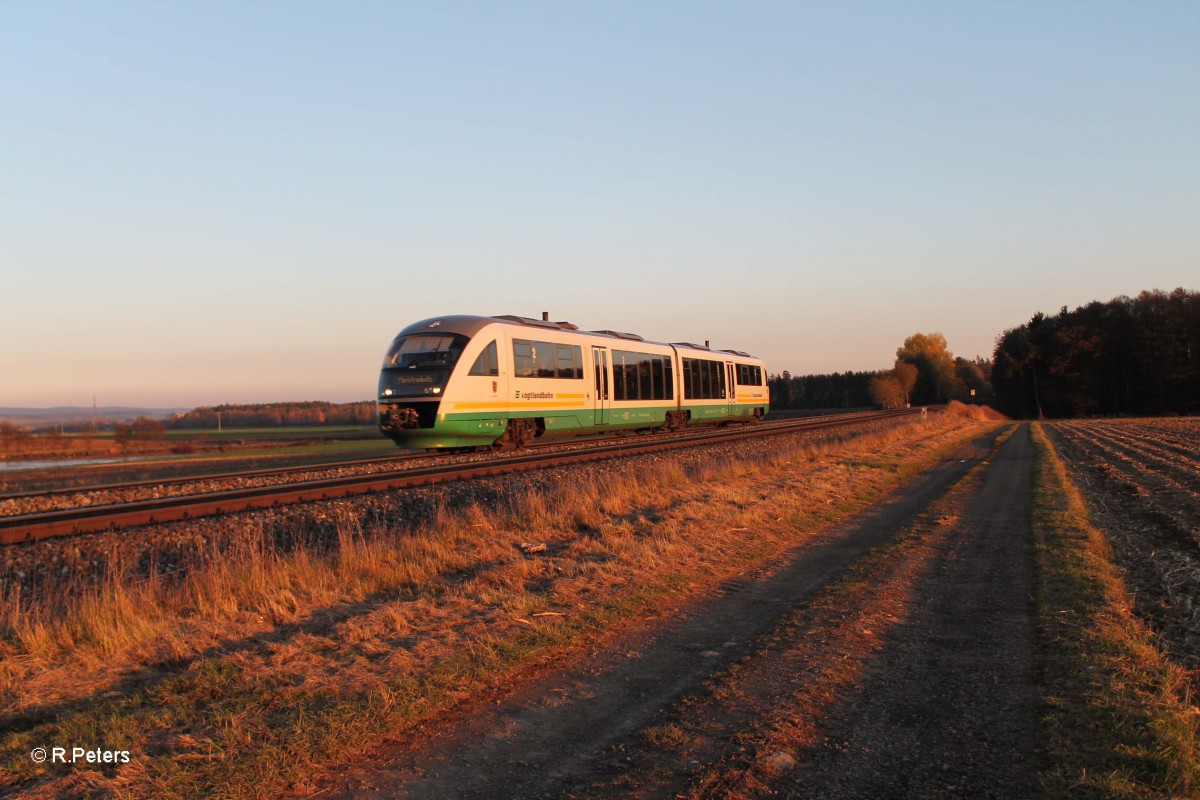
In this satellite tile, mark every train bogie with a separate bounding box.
[377,315,769,449]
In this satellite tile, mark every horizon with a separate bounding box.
[3,2,1197,408]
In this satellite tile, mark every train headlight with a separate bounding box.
[432,387,442,395]
[383,389,394,396]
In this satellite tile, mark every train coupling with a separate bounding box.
[380,406,421,430]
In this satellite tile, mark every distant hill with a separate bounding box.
[0,407,188,426]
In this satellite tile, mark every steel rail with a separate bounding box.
[0,452,429,501]
[0,408,924,545]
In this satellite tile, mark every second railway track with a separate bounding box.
[1,409,924,545]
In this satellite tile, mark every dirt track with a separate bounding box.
[310,424,1036,799]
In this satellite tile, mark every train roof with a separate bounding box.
[392,315,760,360]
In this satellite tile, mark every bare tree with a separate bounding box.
[869,375,905,409]
[893,363,918,407]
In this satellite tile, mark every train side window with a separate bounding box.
[556,344,583,379]
[469,340,499,376]
[514,338,561,378]
[513,340,535,378]
[533,342,555,377]
[613,351,628,400]
[683,358,725,399]
[663,358,674,400]
[651,356,664,400]
[736,364,762,386]
[615,349,644,400]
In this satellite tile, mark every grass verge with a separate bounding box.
[1031,423,1199,799]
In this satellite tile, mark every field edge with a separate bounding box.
[1030,422,1199,799]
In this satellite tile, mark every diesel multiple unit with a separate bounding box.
[378,314,770,449]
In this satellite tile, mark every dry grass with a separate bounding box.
[943,399,1008,422]
[1031,424,1200,799]
[1,413,1000,798]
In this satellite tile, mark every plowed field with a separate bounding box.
[1044,418,1200,666]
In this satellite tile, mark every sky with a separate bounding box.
[1,1,1197,408]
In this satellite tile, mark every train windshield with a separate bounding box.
[379,333,470,400]
[382,334,469,370]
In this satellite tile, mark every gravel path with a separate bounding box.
[776,424,1037,799]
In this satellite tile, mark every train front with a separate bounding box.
[376,318,473,448]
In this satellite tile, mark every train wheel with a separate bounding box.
[660,410,685,432]
[493,418,536,450]
[492,424,516,450]
[517,418,537,447]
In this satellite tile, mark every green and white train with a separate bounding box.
[377,314,770,450]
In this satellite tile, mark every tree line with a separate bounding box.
[766,371,880,410]
[992,288,1198,418]
[771,287,1196,419]
[768,334,994,411]
[169,401,376,429]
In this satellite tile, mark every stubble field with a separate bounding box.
[1044,418,1200,667]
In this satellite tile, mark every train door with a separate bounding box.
[592,347,609,425]
[726,362,737,417]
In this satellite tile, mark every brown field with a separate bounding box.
[1044,418,1200,667]
[0,436,119,461]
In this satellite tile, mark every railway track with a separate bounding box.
[0,412,864,504]
[0,408,925,545]
[0,451,429,503]
[0,413,868,511]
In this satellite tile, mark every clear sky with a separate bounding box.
[2,1,1197,408]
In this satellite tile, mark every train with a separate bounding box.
[377,314,770,450]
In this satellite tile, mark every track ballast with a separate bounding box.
[1,409,925,544]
